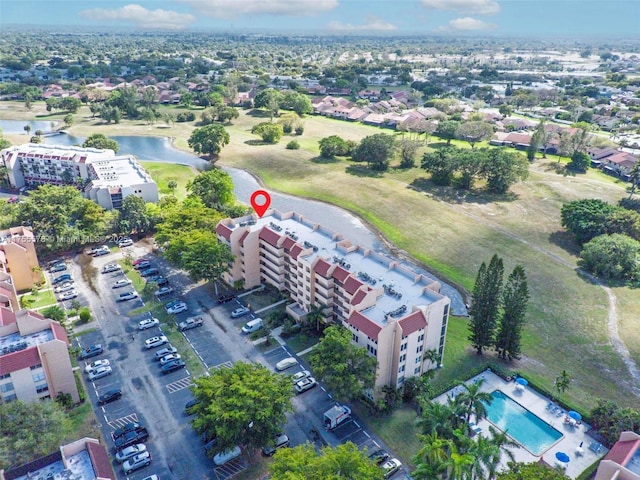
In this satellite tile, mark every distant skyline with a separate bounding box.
[1,1,638,38]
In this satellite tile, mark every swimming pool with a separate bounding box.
[484,390,563,456]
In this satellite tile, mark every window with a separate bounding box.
[32,372,46,383]
[400,342,407,351]
[352,334,358,343]
[36,384,49,394]
[30,363,42,370]
[3,393,17,402]
[414,367,421,375]
[416,345,423,354]
[398,365,405,373]
[415,357,421,364]
[1,382,14,393]
[0,373,10,380]
[418,334,424,343]
[399,354,406,363]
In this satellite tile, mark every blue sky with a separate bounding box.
[1,0,638,37]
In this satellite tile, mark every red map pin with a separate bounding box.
[250,190,271,218]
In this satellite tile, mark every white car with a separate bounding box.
[154,286,174,297]
[54,282,75,293]
[138,318,160,330]
[144,335,168,349]
[295,377,317,394]
[118,238,134,247]
[381,458,402,479]
[231,306,250,318]
[159,353,181,365]
[115,443,147,463]
[276,357,298,371]
[122,451,151,474]
[102,263,122,274]
[291,370,311,383]
[85,359,110,373]
[88,365,112,380]
[118,291,139,301]
[58,289,78,301]
[165,302,188,314]
[113,279,132,289]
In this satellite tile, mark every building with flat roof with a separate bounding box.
[216,209,451,397]
[0,437,115,480]
[595,432,640,480]
[0,306,79,404]
[0,226,41,292]
[0,144,158,210]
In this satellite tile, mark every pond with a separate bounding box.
[0,119,60,134]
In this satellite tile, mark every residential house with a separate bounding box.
[594,431,640,480]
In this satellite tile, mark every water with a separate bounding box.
[0,119,60,134]
[484,390,563,456]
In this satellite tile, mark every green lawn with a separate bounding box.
[283,331,321,354]
[20,288,57,309]
[140,161,198,200]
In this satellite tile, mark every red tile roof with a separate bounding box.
[344,276,364,295]
[398,310,427,336]
[282,236,296,250]
[313,258,332,278]
[0,306,16,326]
[87,441,116,480]
[348,311,382,340]
[215,223,232,241]
[289,244,303,259]
[51,321,69,345]
[239,230,249,244]
[332,266,351,283]
[0,347,41,375]
[351,289,367,306]
[259,227,281,247]
[605,438,640,467]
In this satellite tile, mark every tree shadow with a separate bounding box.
[542,161,575,177]
[246,109,271,118]
[244,139,270,146]
[311,156,340,164]
[548,230,582,256]
[408,177,519,204]
[427,141,454,149]
[345,164,384,178]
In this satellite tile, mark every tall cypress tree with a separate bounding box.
[468,255,504,355]
[495,266,529,360]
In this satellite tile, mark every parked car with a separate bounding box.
[50,263,67,273]
[78,344,103,360]
[89,245,109,255]
[155,277,169,287]
[145,275,165,284]
[140,268,160,278]
[52,273,72,285]
[294,377,317,394]
[184,399,199,415]
[217,294,235,304]
[123,451,151,474]
[93,246,110,256]
[166,302,188,314]
[154,345,177,360]
[134,261,151,270]
[58,289,78,301]
[213,446,241,466]
[115,443,147,463]
[178,316,203,332]
[98,388,122,406]
[113,422,143,440]
[54,282,75,293]
[159,353,181,365]
[276,357,298,371]
[381,458,402,479]
[154,286,174,297]
[138,318,160,330]
[161,359,186,374]
[261,434,290,456]
[242,318,264,334]
[113,278,132,289]
[118,238,134,247]
[144,335,168,349]
[85,359,110,373]
[294,376,317,394]
[368,449,390,466]
[291,370,310,383]
[101,263,122,274]
[231,306,250,318]
[114,429,149,450]
[132,257,149,266]
[117,291,138,301]
[88,365,112,380]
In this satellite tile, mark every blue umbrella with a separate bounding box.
[516,377,528,386]
[556,452,570,463]
[568,410,582,421]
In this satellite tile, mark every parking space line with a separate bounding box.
[107,413,139,429]
[210,361,233,371]
[363,431,370,438]
[166,376,194,393]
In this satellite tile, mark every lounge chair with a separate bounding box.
[551,406,559,413]
[556,410,565,418]
[546,402,554,410]
[589,442,603,454]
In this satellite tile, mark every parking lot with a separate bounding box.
[51,244,405,480]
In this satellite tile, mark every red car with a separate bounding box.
[7,197,19,203]
[132,258,149,266]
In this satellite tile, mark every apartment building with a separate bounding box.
[0,437,115,480]
[216,210,451,397]
[0,226,41,292]
[595,432,640,480]
[0,143,158,210]
[0,307,79,404]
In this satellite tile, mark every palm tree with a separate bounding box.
[627,162,640,199]
[305,303,325,332]
[413,432,452,479]
[446,441,475,480]
[456,379,493,424]
[469,427,516,479]
[418,400,458,438]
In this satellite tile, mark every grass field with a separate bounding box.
[140,161,197,200]
[3,102,638,409]
[20,288,57,309]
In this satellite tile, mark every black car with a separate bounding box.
[217,294,235,304]
[140,268,159,278]
[98,388,122,405]
[155,277,169,286]
[368,449,390,466]
[161,360,186,374]
[78,344,103,360]
[112,422,143,440]
[184,399,199,415]
[114,429,149,450]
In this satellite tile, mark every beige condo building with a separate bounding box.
[0,226,41,292]
[216,209,451,398]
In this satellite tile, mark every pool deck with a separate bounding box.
[434,370,608,479]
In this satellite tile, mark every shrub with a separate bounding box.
[55,392,74,410]
[42,305,66,322]
[78,307,91,324]
[286,140,300,150]
[295,125,304,135]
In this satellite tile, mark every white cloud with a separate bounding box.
[447,16,497,31]
[177,0,338,18]
[80,4,194,30]
[421,0,500,15]
[327,17,397,32]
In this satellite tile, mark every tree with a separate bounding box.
[118,195,152,235]
[41,305,66,322]
[186,169,235,210]
[63,114,74,128]
[455,121,494,149]
[154,197,223,247]
[23,124,31,136]
[579,233,640,280]
[251,122,283,144]
[627,162,640,199]
[412,432,453,479]
[435,120,461,145]
[167,180,178,193]
[188,124,230,158]
[567,151,590,173]
[554,370,572,394]
[468,255,504,355]
[422,147,458,186]
[280,91,313,116]
[269,442,383,480]
[309,325,377,401]
[399,139,421,168]
[456,378,493,424]
[318,135,349,158]
[481,149,529,194]
[190,361,293,455]
[82,133,120,153]
[561,199,616,245]
[254,88,283,119]
[496,462,569,479]
[351,133,397,172]
[0,400,72,469]
[494,266,529,360]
